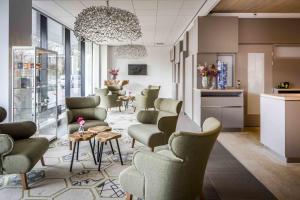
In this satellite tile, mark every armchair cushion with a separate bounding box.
[3,137,49,174]
[128,124,165,147]
[0,134,14,156]
[137,110,158,124]
[66,96,100,109]
[68,120,108,134]
[119,166,144,198]
[0,121,37,140]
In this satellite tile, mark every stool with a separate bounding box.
[95,131,123,171]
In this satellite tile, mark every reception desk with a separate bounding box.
[260,94,300,162]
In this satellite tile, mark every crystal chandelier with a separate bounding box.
[114,45,148,59]
[74,0,142,44]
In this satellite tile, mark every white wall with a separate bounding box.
[108,46,172,98]
[0,0,9,119]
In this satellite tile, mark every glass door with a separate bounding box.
[35,48,58,141]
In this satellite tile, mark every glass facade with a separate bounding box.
[85,41,93,95]
[70,32,81,97]
[32,10,40,47]
[47,18,65,107]
[31,9,101,100]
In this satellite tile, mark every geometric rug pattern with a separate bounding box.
[0,109,145,200]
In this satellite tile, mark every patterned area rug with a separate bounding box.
[0,109,147,200]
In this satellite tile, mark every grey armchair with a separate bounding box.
[95,88,122,111]
[129,98,182,151]
[0,107,49,190]
[120,117,222,200]
[66,96,108,149]
[134,88,160,111]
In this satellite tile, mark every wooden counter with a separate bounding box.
[193,89,244,129]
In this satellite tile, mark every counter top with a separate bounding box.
[261,93,300,101]
[194,88,244,93]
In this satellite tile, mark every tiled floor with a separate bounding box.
[0,110,278,200]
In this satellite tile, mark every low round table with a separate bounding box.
[118,96,135,110]
[88,126,113,156]
[95,131,123,171]
[68,131,97,172]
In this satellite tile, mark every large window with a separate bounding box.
[85,41,93,95]
[32,10,40,47]
[70,32,81,97]
[47,19,65,107]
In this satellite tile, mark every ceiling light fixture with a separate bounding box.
[114,45,148,59]
[74,0,142,44]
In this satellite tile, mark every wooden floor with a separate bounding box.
[218,128,300,200]
[177,113,276,200]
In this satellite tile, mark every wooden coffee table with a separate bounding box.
[95,131,123,171]
[118,96,135,110]
[68,131,97,172]
[88,126,113,157]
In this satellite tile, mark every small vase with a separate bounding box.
[202,76,209,89]
[210,77,217,90]
[111,75,117,80]
[78,125,84,135]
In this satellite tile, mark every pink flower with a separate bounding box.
[76,116,85,125]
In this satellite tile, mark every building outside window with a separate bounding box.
[85,41,93,96]
[32,9,40,47]
[70,32,81,97]
[47,18,65,108]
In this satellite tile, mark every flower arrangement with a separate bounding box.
[198,64,209,77]
[109,68,119,80]
[209,64,219,77]
[76,116,85,134]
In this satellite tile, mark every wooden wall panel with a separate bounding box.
[239,18,300,44]
[198,16,238,53]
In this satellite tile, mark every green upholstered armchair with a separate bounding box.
[134,88,160,111]
[120,117,222,200]
[95,88,122,111]
[0,107,49,190]
[129,98,182,151]
[66,96,108,149]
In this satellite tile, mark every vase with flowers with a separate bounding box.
[76,116,85,135]
[109,68,119,80]
[209,64,219,89]
[198,63,209,89]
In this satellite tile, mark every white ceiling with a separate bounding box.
[32,0,207,46]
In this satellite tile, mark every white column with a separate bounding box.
[100,45,108,88]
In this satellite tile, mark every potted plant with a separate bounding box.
[109,68,119,80]
[198,64,209,89]
[76,116,85,135]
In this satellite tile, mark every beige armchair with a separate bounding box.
[134,88,160,111]
[0,107,49,190]
[66,96,108,149]
[120,117,222,200]
[95,88,122,111]
[128,98,182,151]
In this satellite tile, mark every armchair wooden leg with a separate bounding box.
[125,192,133,200]
[69,141,72,150]
[200,191,205,200]
[41,157,45,166]
[151,147,154,152]
[20,173,29,190]
[119,106,121,112]
[131,138,135,148]
[133,107,136,112]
